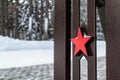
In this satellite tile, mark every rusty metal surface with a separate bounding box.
[72,0,96,80]
[54,0,71,80]
[105,0,120,80]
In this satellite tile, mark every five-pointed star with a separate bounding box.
[71,27,92,56]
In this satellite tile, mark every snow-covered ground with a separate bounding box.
[0,50,53,69]
[0,36,106,69]
[0,36,54,69]
[0,36,53,51]
[97,41,106,57]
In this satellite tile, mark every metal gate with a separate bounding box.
[54,0,96,80]
[55,0,120,80]
[105,0,120,80]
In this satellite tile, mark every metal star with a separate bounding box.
[71,27,92,56]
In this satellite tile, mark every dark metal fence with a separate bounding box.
[105,0,120,80]
[55,0,96,80]
[72,0,96,80]
[0,0,119,80]
[55,0,120,80]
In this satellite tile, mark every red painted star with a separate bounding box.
[71,27,92,56]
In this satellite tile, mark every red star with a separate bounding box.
[71,27,92,56]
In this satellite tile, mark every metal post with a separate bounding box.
[72,0,81,80]
[72,0,96,80]
[54,0,71,80]
[105,0,120,80]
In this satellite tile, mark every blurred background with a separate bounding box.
[0,0,104,41]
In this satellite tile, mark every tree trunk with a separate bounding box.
[1,0,5,36]
[43,0,49,40]
[39,0,44,40]
[14,0,19,39]
[28,0,33,40]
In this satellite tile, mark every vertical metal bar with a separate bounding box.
[72,0,82,80]
[87,0,96,80]
[73,56,82,80]
[54,0,71,80]
[105,0,120,80]
[72,0,96,80]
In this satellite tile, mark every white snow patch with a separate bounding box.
[29,16,33,32]
[0,50,53,69]
[0,36,53,51]
[44,18,49,33]
[0,36,54,69]
[0,36,106,69]
[97,41,106,57]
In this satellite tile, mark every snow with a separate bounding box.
[97,41,106,57]
[0,36,105,69]
[44,18,49,33]
[29,16,33,32]
[0,36,53,51]
[0,50,53,69]
[0,36,54,69]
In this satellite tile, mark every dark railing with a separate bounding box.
[105,0,120,80]
[55,0,96,80]
[55,0,120,80]
[0,0,120,80]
